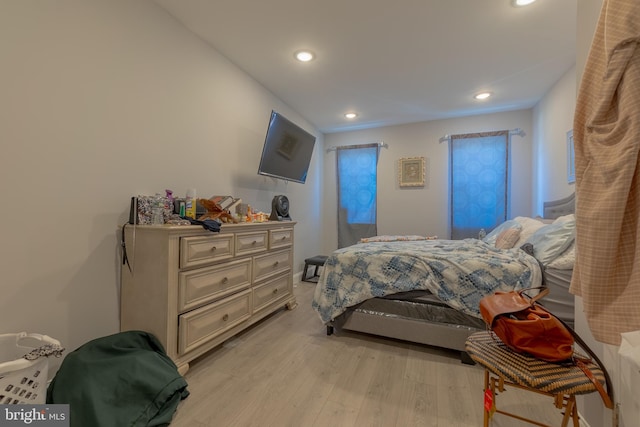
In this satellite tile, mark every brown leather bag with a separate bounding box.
[479,287,574,362]
[479,287,614,409]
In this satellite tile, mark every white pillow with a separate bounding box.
[512,216,547,247]
[483,220,522,246]
[524,218,576,266]
[534,216,554,224]
[546,240,575,270]
[553,213,575,225]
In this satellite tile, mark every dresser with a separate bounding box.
[120,221,297,374]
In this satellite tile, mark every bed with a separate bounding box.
[312,194,576,364]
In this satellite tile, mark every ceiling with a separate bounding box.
[153,0,577,134]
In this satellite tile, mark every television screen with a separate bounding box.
[257,111,316,184]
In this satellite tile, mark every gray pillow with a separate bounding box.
[524,218,576,265]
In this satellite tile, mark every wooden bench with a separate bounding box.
[465,331,611,427]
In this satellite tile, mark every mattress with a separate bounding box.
[331,290,484,362]
[374,290,486,329]
[541,267,574,327]
[331,267,574,361]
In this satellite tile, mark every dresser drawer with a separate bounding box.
[253,249,292,283]
[178,289,252,355]
[235,231,268,256]
[269,228,293,250]
[180,234,234,269]
[252,274,291,312]
[178,259,251,312]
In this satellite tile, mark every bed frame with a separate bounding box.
[542,192,575,220]
[326,194,576,364]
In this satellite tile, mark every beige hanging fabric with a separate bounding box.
[570,0,640,346]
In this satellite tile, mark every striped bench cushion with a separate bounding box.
[465,331,605,396]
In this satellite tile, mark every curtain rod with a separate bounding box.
[438,128,525,143]
[326,141,388,152]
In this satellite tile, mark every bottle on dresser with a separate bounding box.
[185,189,197,219]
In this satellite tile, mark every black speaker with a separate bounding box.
[270,195,291,221]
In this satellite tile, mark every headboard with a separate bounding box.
[543,193,575,219]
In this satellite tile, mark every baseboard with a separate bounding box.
[578,412,591,427]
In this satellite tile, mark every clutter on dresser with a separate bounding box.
[128,189,274,226]
[198,198,237,223]
[210,195,242,212]
[129,194,178,225]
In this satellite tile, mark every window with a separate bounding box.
[336,144,379,248]
[449,131,509,239]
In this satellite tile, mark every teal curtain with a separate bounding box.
[450,131,509,239]
[336,144,378,248]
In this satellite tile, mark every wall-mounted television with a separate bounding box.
[257,111,316,184]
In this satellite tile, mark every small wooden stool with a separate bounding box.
[302,255,328,282]
[465,331,608,427]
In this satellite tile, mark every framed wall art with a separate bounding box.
[567,130,575,184]
[399,157,425,187]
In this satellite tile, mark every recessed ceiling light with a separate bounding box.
[344,112,358,119]
[474,92,492,100]
[294,50,315,62]
[512,0,537,7]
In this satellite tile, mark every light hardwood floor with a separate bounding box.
[170,281,566,427]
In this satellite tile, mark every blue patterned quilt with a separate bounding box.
[312,238,542,323]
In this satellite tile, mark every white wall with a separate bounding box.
[322,110,533,252]
[0,0,324,359]
[532,64,577,214]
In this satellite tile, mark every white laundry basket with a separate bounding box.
[0,332,62,404]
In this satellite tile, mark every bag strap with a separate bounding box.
[574,358,614,409]
[519,286,549,305]
[549,312,615,409]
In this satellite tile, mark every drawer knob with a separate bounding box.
[211,246,217,252]
[252,240,257,245]
[221,277,229,284]
[272,288,278,295]
[281,236,286,241]
[222,314,229,322]
[273,261,279,267]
